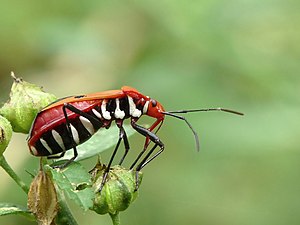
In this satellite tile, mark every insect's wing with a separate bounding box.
[43,89,125,111]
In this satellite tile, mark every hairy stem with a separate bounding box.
[109,212,120,225]
[0,155,29,193]
[55,189,78,225]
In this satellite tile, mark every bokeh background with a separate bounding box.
[1,1,299,225]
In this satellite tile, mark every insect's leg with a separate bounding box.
[47,151,65,159]
[52,104,78,168]
[130,144,148,170]
[118,125,130,165]
[53,103,102,168]
[136,143,164,171]
[98,125,125,192]
[64,103,103,126]
[130,120,164,190]
[129,118,163,169]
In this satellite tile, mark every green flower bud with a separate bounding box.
[90,163,143,215]
[0,115,12,155]
[0,72,57,133]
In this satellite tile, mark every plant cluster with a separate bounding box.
[0,73,142,225]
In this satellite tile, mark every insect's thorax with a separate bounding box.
[28,95,149,156]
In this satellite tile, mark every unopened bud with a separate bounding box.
[90,163,143,215]
[0,116,12,155]
[0,72,57,133]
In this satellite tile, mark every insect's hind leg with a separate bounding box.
[47,151,65,159]
[52,103,102,169]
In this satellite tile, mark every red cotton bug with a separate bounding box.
[27,86,243,190]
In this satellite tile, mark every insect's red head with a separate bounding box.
[146,99,165,119]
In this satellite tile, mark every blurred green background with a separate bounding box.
[1,1,299,225]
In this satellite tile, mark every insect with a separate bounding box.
[27,86,243,190]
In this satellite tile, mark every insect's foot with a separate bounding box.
[97,171,109,193]
[51,159,73,169]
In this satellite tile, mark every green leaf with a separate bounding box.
[0,203,33,219]
[60,124,136,162]
[46,163,94,211]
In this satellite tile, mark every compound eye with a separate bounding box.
[151,99,157,107]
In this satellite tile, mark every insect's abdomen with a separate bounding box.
[28,99,103,156]
[28,109,103,156]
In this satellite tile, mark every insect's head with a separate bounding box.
[146,98,165,119]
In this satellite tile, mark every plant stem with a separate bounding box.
[109,212,120,225]
[0,155,29,193]
[55,189,78,225]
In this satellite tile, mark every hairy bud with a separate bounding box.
[90,163,143,215]
[0,116,12,155]
[0,72,57,133]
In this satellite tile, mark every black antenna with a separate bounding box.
[166,108,244,116]
[162,111,200,151]
[162,108,244,152]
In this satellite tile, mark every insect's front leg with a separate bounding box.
[130,118,164,170]
[130,119,165,190]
